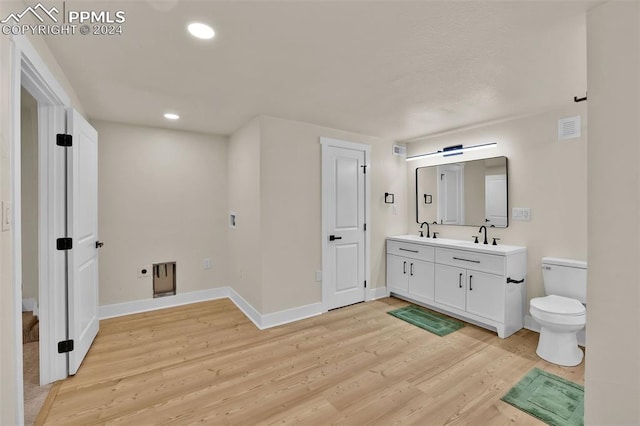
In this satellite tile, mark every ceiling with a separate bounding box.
[42,1,592,141]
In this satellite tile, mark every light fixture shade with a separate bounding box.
[164,113,180,120]
[188,22,215,40]
[406,142,497,161]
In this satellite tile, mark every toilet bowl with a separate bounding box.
[530,257,587,367]
[530,295,586,366]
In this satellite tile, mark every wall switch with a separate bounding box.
[137,265,151,278]
[1,201,10,232]
[203,258,212,269]
[315,270,322,282]
[512,207,531,221]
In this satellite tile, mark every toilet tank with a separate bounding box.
[542,257,587,303]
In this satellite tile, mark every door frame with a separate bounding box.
[9,34,71,423]
[320,137,371,311]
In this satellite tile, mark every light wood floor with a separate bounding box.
[39,297,585,425]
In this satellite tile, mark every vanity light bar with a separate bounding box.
[406,142,498,161]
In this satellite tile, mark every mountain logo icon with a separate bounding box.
[1,3,60,24]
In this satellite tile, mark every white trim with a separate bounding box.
[99,287,326,331]
[227,288,263,329]
[320,137,372,312]
[366,286,390,301]
[261,302,324,329]
[320,136,370,152]
[9,33,75,423]
[98,287,230,319]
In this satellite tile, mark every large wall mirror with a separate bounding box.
[416,156,508,228]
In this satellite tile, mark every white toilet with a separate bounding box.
[529,257,587,366]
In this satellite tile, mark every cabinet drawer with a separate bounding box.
[387,240,435,262]
[436,247,505,275]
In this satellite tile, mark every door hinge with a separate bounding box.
[361,165,367,174]
[56,237,72,250]
[364,223,367,231]
[58,339,74,353]
[56,133,72,147]
[364,280,367,288]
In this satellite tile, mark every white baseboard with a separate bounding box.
[261,302,324,329]
[99,287,324,331]
[98,287,229,319]
[366,286,389,301]
[227,288,263,329]
[524,314,586,347]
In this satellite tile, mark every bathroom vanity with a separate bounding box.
[386,235,527,338]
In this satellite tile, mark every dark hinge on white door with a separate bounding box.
[58,339,74,353]
[56,133,72,147]
[361,165,367,174]
[56,237,72,250]
[364,280,367,288]
[364,223,367,231]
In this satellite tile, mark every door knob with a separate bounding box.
[329,235,342,241]
[95,241,104,249]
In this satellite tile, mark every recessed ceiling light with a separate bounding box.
[187,22,215,40]
[164,113,180,120]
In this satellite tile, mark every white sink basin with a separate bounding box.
[387,234,526,255]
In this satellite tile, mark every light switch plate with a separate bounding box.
[203,258,212,269]
[1,201,10,232]
[512,207,531,221]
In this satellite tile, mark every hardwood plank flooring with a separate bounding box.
[40,297,585,425]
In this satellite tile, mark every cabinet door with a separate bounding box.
[408,260,435,302]
[387,255,409,293]
[466,270,505,322]
[434,263,466,311]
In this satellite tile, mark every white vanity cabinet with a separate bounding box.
[386,240,435,301]
[386,236,527,338]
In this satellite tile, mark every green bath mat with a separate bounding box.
[501,368,584,426]
[387,305,464,336]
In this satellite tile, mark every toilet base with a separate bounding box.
[536,325,584,366]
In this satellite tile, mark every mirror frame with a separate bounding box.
[415,156,509,228]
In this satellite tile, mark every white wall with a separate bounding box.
[406,104,588,305]
[585,2,640,423]
[94,121,229,306]
[259,116,407,314]
[227,117,263,312]
[20,88,38,303]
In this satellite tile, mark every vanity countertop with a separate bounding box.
[387,234,527,256]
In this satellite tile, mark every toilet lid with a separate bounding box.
[531,295,586,316]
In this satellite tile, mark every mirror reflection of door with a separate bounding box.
[485,174,507,227]
[416,156,508,228]
[437,164,465,225]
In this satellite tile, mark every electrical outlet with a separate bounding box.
[137,265,151,278]
[203,258,212,269]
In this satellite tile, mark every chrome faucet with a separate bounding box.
[478,225,488,244]
[420,222,430,238]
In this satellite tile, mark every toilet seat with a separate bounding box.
[530,295,585,315]
[530,295,586,326]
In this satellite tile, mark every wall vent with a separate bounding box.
[558,115,581,140]
[392,145,406,157]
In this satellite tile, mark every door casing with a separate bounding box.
[320,137,371,311]
[9,34,72,424]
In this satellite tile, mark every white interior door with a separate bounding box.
[485,174,507,227]
[437,164,464,225]
[322,141,367,310]
[67,109,99,375]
